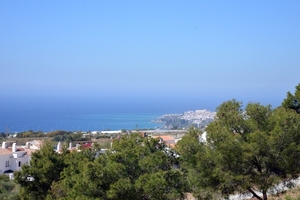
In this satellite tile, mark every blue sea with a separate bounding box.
[0,95,221,133]
[0,110,163,133]
[0,104,166,133]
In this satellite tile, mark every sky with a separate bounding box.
[1,1,300,113]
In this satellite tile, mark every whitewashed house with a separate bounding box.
[0,141,38,175]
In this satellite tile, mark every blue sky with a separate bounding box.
[1,1,300,113]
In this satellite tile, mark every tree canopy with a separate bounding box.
[0,174,19,200]
[282,83,300,113]
[177,99,300,200]
[14,142,66,200]
[15,134,185,200]
[54,133,185,200]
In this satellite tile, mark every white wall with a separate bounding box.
[0,154,12,174]
[0,151,31,174]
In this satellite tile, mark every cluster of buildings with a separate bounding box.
[0,131,186,179]
[0,140,43,178]
[182,109,216,121]
[0,139,101,179]
[154,109,216,129]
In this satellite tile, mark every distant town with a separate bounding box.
[153,109,216,129]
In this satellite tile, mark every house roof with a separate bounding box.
[0,148,12,155]
[0,147,37,156]
[31,140,43,148]
[153,135,175,141]
[81,142,93,149]
[24,148,36,156]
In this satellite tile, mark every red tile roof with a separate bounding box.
[81,143,93,149]
[153,135,175,141]
[0,148,12,155]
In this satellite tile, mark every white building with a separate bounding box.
[0,141,39,175]
[101,130,122,134]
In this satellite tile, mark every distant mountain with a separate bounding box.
[153,109,216,129]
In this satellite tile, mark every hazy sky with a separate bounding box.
[1,1,299,112]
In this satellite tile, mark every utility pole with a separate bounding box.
[5,126,9,138]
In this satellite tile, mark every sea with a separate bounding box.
[0,110,164,133]
[0,96,220,133]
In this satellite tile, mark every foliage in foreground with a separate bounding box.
[177,95,300,200]
[14,142,66,200]
[0,174,20,200]
[14,134,186,200]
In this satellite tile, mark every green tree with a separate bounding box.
[177,99,300,200]
[282,83,300,113]
[46,130,69,138]
[0,174,20,200]
[46,144,99,200]
[14,142,66,200]
[54,133,186,200]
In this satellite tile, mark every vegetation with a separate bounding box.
[0,174,19,200]
[177,84,300,200]
[14,142,66,200]
[16,130,45,138]
[14,134,185,200]
[282,83,300,113]
[10,83,300,199]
